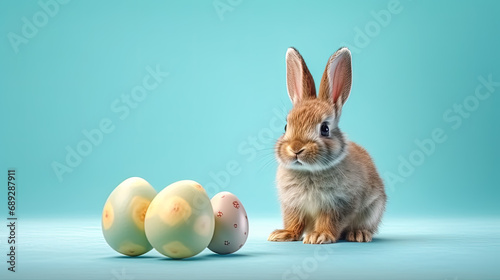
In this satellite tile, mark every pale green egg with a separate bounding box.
[102,177,157,256]
[145,180,215,259]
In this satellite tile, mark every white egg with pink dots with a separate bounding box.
[208,191,249,254]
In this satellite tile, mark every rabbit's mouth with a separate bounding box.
[286,159,327,172]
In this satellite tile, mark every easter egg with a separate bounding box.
[208,191,249,254]
[144,180,215,259]
[102,177,157,256]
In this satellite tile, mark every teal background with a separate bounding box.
[2,0,499,219]
[1,0,499,218]
[1,0,500,219]
[1,1,500,279]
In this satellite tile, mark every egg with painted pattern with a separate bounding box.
[208,191,249,254]
[102,177,157,256]
[144,180,215,259]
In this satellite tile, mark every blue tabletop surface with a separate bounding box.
[1,217,499,280]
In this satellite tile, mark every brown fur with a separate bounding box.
[267,208,305,241]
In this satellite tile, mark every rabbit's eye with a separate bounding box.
[284,124,287,132]
[320,123,330,137]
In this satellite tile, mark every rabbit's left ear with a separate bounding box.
[286,47,316,105]
[318,47,352,110]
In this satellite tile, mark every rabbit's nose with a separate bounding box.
[287,143,305,156]
[294,148,305,155]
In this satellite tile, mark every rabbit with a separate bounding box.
[268,47,386,244]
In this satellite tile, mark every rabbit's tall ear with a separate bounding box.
[318,47,352,111]
[286,47,316,105]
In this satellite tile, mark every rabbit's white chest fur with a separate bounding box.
[276,160,362,217]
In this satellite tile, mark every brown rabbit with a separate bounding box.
[268,47,386,244]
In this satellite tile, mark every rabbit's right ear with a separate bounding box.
[318,47,352,110]
[286,47,316,105]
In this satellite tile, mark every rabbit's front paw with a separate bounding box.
[345,230,372,242]
[268,229,301,242]
[303,231,336,244]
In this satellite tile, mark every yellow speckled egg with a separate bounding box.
[145,180,215,259]
[102,177,157,256]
